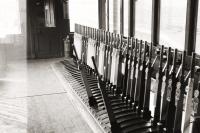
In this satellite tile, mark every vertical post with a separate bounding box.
[151,0,161,45]
[63,0,69,19]
[62,0,70,33]
[184,0,199,55]
[120,0,124,34]
[98,0,106,29]
[63,0,72,56]
[128,0,135,37]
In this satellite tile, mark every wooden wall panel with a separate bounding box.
[27,0,70,59]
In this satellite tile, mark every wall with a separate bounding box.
[0,0,27,74]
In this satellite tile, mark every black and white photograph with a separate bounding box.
[0,0,200,133]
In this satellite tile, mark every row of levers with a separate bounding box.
[60,23,200,133]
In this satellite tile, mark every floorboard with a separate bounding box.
[0,58,94,133]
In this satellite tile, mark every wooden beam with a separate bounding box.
[184,0,199,55]
[151,0,161,45]
[98,0,106,29]
[128,0,135,37]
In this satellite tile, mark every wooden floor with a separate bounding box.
[0,58,93,133]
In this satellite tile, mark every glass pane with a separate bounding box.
[115,0,121,33]
[109,0,114,32]
[69,0,98,32]
[135,0,152,42]
[0,0,21,38]
[124,0,128,36]
[160,0,187,50]
[45,0,56,27]
[109,0,120,33]
[196,4,200,54]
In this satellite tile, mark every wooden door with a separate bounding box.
[28,0,66,58]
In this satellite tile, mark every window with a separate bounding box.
[160,0,187,50]
[44,0,56,27]
[69,0,98,32]
[123,0,128,36]
[0,0,21,38]
[135,0,152,42]
[106,0,109,30]
[196,4,200,54]
[109,0,114,32]
[109,0,120,33]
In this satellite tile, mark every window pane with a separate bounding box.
[45,0,56,27]
[109,0,120,33]
[0,0,21,38]
[124,0,128,36]
[109,0,114,32]
[160,0,187,50]
[196,4,200,54]
[135,0,152,42]
[69,0,98,32]
[115,0,120,33]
